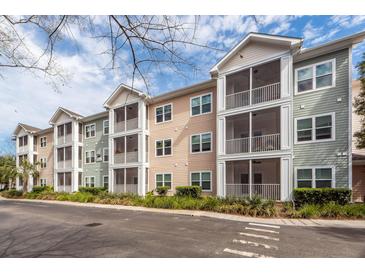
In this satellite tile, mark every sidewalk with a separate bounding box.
[2,196,365,228]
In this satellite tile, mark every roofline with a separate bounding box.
[80,111,109,122]
[150,79,216,104]
[49,107,83,125]
[294,30,365,62]
[13,123,39,136]
[210,32,303,74]
[34,127,53,135]
[103,83,149,108]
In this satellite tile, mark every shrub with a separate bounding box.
[1,189,23,198]
[296,204,321,218]
[293,188,351,207]
[79,186,107,195]
[32,186,53,193]
[155,186,169,196]
[175,186,202,198]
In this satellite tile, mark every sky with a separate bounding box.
[1,15,365,155]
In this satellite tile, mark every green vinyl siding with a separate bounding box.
[293,48,350,188]
[83,116,109,187]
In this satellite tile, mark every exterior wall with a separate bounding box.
[353,165,365,202]
[293,48,350,188]
[148,87,217,194]
[352,80,365,155]
[219,40,289,74]
[83,116,109,187]
[36,130,54,186]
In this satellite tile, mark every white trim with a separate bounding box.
[40,136,47,148]
[348,47,353,190]
[102,147,109,163]
[40,157,47,169]
[190,92,213,117]
[39,178,47,186]
[84,123,96,139]
[85,150,96,164]
[103,119,109,135]
[294,112,336,144]
[103,175,109,188]
[154,103,173,124]
[155,138,173,157]
[294,166,336,188]
[189,170,212,192]
[294,58,336,95]
[190,132,213,154]
[155,172,173,190]
[84,176,96,187]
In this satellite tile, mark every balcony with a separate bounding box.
[225,158,281,200]
[114,134,139,164]
[225,107,281,154]
[114,168,138,194]
[114,103,139,133]
[57,146,72,169]
[225,59,281,110]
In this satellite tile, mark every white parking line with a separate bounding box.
[249,223,280,229]
[233,239,278,250]
[224,248,273,258]
[239,232,279,241]
[245,227,279,234]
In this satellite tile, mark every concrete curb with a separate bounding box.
[2,196,365,228]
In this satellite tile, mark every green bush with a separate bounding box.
[155,186,169,196]
[79,186,107,195]
[175,186,202,198]
[32,186,53,193]
[293,188,351,207]
[1,189,23,198]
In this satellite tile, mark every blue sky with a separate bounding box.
[1,15,365,155]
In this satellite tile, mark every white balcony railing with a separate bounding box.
[225,183,280,200]
[252,184,280,200]
[226,82,280,110]
[226,133,280,154]
[114,153,125,164]
[126,184,138,194]
[57,134,72,145]
[251,133,280,152]
[226,137,249,154]
[114,183,138,194]
[226,184,249,197]
[115,121,125,133]
[18,146,27,154]
[126,151,138,163]
[114,118,139,133]
[57,160,72,169]
[57,161,64,169]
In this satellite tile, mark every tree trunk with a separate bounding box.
[23,178,28,193]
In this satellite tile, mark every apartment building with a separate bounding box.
[12,31,365,201]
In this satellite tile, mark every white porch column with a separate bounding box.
[280,105,291,150]
[138,165,146,196]
[280,55,291,98]
[108,108,114,193]
[216,161,225,197]
[217,77,225,112]
[249,112,252,153]
[28,134,34,192]
[280,156,291,201]
[217,117,225,156]
[71,120,79,192]
[249,159,252,199]
[53,125,58,192]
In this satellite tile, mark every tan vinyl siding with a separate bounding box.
[36,130,54,186]
[220,41,289,74]
[293,48,350,188]
[148,87,217,194]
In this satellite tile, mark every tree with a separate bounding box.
[17,159,39,193]
[0,15,219,92]
[354,52,365,149]
[0,155,16,189]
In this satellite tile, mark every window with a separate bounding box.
[103,176,109,189]
[18,135,28,147]
[103,120,109,135]
[40,137,47,147]
[156,139,172,156]
[103,147,109,162]
[155,104,172,123]
[85,151,95,164]
[191,132,212,153]
[191,93,212,116]
[296,167,334,188]
[191,171,211,191]
[85,124,96,138]
[40,157,47,168]
[84,176,95,187]
[295,113,334,143]
[156,173,172,189]
[296,59,335,93]
[40,178,47,186]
